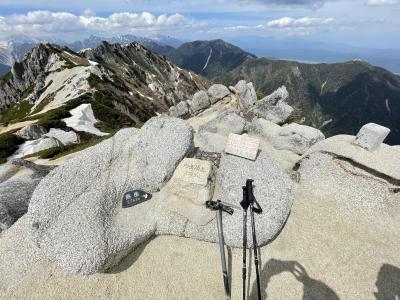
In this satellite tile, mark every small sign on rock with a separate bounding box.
[224,133,260,160]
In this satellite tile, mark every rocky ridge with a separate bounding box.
[0,78,398,280]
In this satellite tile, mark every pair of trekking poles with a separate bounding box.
[206,179,263,300]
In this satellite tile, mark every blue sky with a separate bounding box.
[0,0,399,48]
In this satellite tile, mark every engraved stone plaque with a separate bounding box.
[224,133,259,160]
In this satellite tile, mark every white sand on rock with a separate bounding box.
[1,181,398,299]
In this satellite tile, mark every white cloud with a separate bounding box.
[0,10,199,39]
[267,16,334,27]
[367,0,399,5]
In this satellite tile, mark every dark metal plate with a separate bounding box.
[122,190,152,208]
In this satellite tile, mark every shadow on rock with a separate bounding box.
[374,263,400,300]
[250,258,339,300]
[105,237,154,274]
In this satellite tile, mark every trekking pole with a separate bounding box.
[206,200,235,299]
[246,179,263,300]
[240,186,250,300]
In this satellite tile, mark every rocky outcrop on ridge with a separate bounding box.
[0,159,53,232]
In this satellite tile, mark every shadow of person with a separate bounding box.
[250,258,339,300]
[374,264,400,300]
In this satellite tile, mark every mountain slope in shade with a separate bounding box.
[167,39,400,144]
[167,39,256,79]
[220,58,400,144]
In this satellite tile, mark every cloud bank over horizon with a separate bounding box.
[0,0,399,48]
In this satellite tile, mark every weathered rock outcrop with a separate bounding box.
[352,123,390,152]
[185,151,295,247]
[235,80,257,111]
[247,118,281,141]
[28,117,194,275]
[195,109,246,153]
[188,90,210,113]
[208,84,230,104]
[0,159,54,232]
[303,134,400,183]
[252,86,293,124]
[16,124,48,140]
[273,123,325,155]
[44,128,78,145]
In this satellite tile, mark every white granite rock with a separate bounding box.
[255,99,294,124]
[198,110,246,136]
[208,84,230,104]
[248,118,282,141]
[188,91,210,113]
[263,86,289,104]
[304,134,400,182]
[195,131,228,153]
[177,101,189,115]
[16,124,47,140]
[168,106,178,117]
[195,110,246,153]
[352,123,390,152]
[273,123,325,155]
[28,117,194,275]
[235,80,256,111]
[44,128,78,145]
[184,151,295,247]
[0,159,53,232]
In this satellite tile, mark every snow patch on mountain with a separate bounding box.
[63,103,107,136]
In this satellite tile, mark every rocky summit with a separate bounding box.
[0,42,399,299]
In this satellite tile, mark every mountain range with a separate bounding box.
[1,37,399,150]
[164,39,400,145]
[0,35,182,77]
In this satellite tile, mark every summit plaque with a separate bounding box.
[224,133,259,160]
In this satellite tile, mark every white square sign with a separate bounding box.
[224,133,260,160]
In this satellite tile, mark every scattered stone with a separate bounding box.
[28,117,194,275]
[45,128,78,145]
[235,80,256,111]
[188,91,210,113]
[185,151,294,247]
[195,110,246,153]
[13,137,63,158]
[263,86,289,104]
[15,124,47,140]
[198,110,246,136]
[162,158,215,225]
[254,99,294,124]
[352,123,391,152]
[247,118,281,141]
[273,123,325,155]
[0,159,53,232]
[168,106,178,117]
[208,84,230,104]
[249,86,293,124]
[175,101,190,118]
